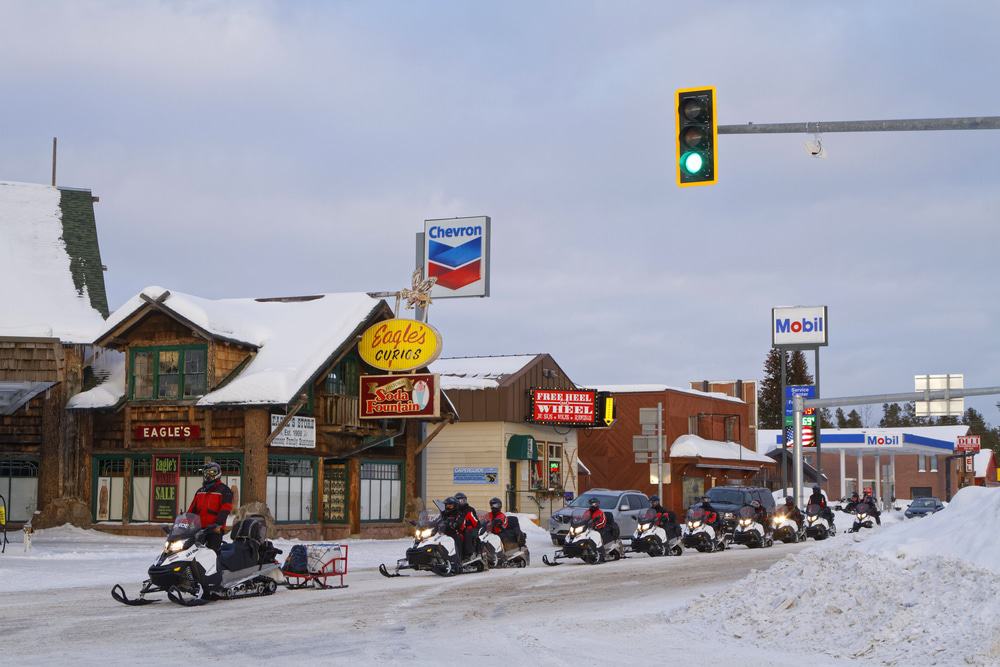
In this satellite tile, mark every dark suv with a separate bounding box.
[548,489,650,545]
[702,486,775,533]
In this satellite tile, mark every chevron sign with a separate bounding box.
[423,216,491,298]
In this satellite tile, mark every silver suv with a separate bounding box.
[548,489,651,545]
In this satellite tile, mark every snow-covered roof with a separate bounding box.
[73,286,384,407]
[974,449,995,478]
[0,181,107,342]
[670,434,773,463]
[592,384,745,404]
[430,354,540,391]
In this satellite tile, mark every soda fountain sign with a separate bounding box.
[360,373,440,419]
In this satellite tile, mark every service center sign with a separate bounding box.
[360,373,440,419]
[772,306,828,347]
[358,318,443,372]
[529,389,597,426]
[424,216,491,299]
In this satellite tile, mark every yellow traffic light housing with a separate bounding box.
[675,86,717,187]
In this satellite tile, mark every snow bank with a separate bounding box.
[671,434,773,463]
[685,486,1000,665]
[859,486,1000,574]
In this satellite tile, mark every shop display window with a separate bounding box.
[129,345,208,401]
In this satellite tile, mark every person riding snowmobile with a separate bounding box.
[861,487,881,525]
[649,495,680,539]
[749,499,770,535]
[453,495,481,561]
[486,497,508,535]
[808,485,836,527]
[454,492,478,523]
[583,497,608,536]
[780,495,804,526]
[187,462,232,553]
[440,496,466,563]
[698,496,722,534]
[845,491,861,513]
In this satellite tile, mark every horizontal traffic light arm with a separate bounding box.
[718,116,1000,134]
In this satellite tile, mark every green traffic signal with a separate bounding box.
[675,86,717,187]
[680,151,706,175]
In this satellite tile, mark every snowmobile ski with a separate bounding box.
[542,553,563,566]
[111,583,160,606]
[379,563,408,578]
[167,586,209,607]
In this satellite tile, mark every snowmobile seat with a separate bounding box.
[601,512,620,541]
[505,515,527,547]
[220,540,260,573]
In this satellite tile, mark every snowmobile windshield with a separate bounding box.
[167,513,202,541]
[855,503,873,515]
[806,503,822,516]
[687,508,707,523]
[570,508,595,528]
[737,506,756,519]
[638,508,658,523]
[416,510,441,529]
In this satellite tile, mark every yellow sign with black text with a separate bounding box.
[358,318,443,372]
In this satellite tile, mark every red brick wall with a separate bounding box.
[813,451,964,500]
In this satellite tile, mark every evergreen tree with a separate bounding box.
[757,348,820,429]
[835,408,848,428]
[845,409,863,427]
[819,407,834,428]
[788,350,814,385]
[961,407,1000,451]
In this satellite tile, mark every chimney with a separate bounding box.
[735,379,743,399]
[702,380,709,393]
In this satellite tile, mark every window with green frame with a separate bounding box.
[324,352,360,397]
[130,345,208,400]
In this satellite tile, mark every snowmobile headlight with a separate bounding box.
[415,528,434,540]
[857,513,867,520]
[165,539,186,553]
[739,518,752,527]
[638,522,651,531]
[570,525,584,536]
[808,515,817,523]
[689,521,701,529]
[724,512,734,519]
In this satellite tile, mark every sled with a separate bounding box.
[283,544,349,589]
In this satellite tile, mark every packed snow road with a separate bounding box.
[2,536,815,666]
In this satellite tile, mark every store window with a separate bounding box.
[918,455,926,472]
[267,457,314,523]
[360,460,402,522]
[325,353,361,396]
[688,416,698,435]
[548,443,563,489]
[929,456,939,472]
[725,417,736,442]
[130,345,208,400]
[682,477,705,510]
[94,457,126,521]
[131,457,152,521]
[0,457,39,523]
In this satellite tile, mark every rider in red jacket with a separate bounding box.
[584,497,607,530]
[486,497,508,534]
[187,462,232,553]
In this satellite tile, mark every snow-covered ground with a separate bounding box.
[1,492,997,665]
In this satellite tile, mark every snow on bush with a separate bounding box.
[684,487,1000,665]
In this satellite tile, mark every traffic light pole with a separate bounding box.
[718,116,1000,134]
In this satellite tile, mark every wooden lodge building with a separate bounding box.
[0,181,109,527]
[68,286,455,539]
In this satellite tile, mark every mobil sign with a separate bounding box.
[424,216,491,299]
[772,305,828,347]
[864,431,901,447]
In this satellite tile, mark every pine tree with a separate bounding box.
[880,403,903,427]
[835,408,848,428]
[845,409,863,427]
[758,348,786,429]
[788,350,814,385]
[819,408,834,428]
[961,407,1000,451]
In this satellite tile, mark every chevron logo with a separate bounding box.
[428,237,482,290]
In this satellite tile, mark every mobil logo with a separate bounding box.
[774,316,824,335]
[866,434,900,446]
[424,216,491,297]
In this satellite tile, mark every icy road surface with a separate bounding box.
[3,533,826,666]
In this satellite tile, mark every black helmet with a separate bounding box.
[443,496,457,511]
[812,485,821,493]
[588,497,600,509]
[649,495,660,504]
[785,495,795,505]
[701,496,711,504]
[202,462,222,483]
[455,492,468,505]
[489,497,502,510]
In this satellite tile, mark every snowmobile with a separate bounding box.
[480,516,530,568]
[542,509,625,565]
[847,502,876,533]
[379,509,489,577]
[771,508,806,543]
[628,508,682,557]
[111,513,282,607]
[805,503,837,540]
[731,506,772,549]
[681,507,728,553]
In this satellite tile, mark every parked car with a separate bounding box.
[704,486,776,533]
[548,489,650,545]
[904,497,945,518]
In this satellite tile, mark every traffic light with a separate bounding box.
[675,86,717,187]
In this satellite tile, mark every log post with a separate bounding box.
[243,408,269,505]
[349,457,361,535]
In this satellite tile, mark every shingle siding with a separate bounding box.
[58,188,109,318]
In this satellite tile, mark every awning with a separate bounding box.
[506,434,539,461]
[0,381,56,415]
[694,463,765,472]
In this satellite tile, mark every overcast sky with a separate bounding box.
[2,1,998,420]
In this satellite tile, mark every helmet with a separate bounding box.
[202,462,222,483]
[751,500,761,508]
[455,492,468,505]
[489,497,502,511]
[702,496,711,504]
[812,485,821,493]
[785,496,795,505]
[588,497,600,509]
[649,495,660,504]
[443,496,458,511]
[864,487,872,495]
